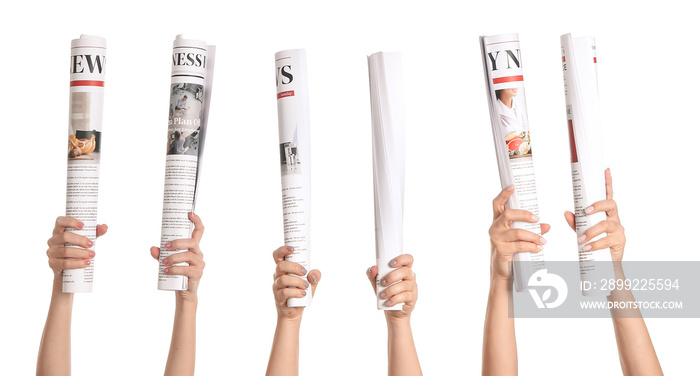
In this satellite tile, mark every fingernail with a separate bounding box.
[85,260,91,265]
[78,221,84,229]
[162,258,169,265]
[89,251,95,258]
[301,290,307,296]
[87,240,93,247]
[540,237,547,244]
[379,292,386,299]
[311,274,318,282]
[380,279,387,286]
[164,242,172,248]
[164,268,170,274]
[532,215,539,222]
[585,206,594,214]
[506,185,514,192]
[367,266,372,275]
[578,235,586,242]
[385,300,392,306]
[537,245,544,251]
[389,260,397,267]
[301,268,308,275]
[287,246,294,253]
[583,245,592,251]
[304,282,310,288]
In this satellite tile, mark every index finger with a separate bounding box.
[53,216,84,235]
[389,254,414,268]
[189,212,205,243]
[272,245,294,264]
[492,185,515,220]
[605,168,613,200]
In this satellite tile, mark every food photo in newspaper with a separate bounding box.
[63,35,107,293]
[480,33,544,292]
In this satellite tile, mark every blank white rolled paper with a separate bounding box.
[368,51,406,311]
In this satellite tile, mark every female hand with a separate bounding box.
[489,185,550,281]
[366,254,417,321]
[46,216,108,278]
[564,168,625,262]
[271,246,321,321]
[150,212,205,301]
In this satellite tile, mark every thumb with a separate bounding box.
[96,224,108,238]
[540,223,551,236]
[150,246,160,261]
[564,211,576,231]
[307,270,321,296]
[492,185,515,220]
[366,266,378,295]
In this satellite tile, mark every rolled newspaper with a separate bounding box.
[560,34,614,295]
[63,35,107,293]
[274,49,312,307]
[158,35,215,291]
[480,34,544,292]
[368,51,405,311]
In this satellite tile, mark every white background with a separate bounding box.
[2,1,698,375]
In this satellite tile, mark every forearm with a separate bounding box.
[386,316,421,376]
[164,295,198,376]
[37,275,74,376]
[266,317,302,376]
[608,266,662,376]
[482,277,517,376]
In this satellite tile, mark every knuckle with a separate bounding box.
[513,229,526,239]
[281,289,292,299]
[502,210,512,220]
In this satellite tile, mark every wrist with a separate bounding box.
[612,261,626,280]
[489,275,510,293]
[277,315,303,328]
[386,315,411,332]
[175,293,198,308]
[51,273,69,295]
[384,311,411,328]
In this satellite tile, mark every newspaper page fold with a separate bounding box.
[63,35,107,293]
[275,49,312,307]
[561,34,614,295]
[158,35,215,291]
[368,51,405,311]
[480,34,544,292]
